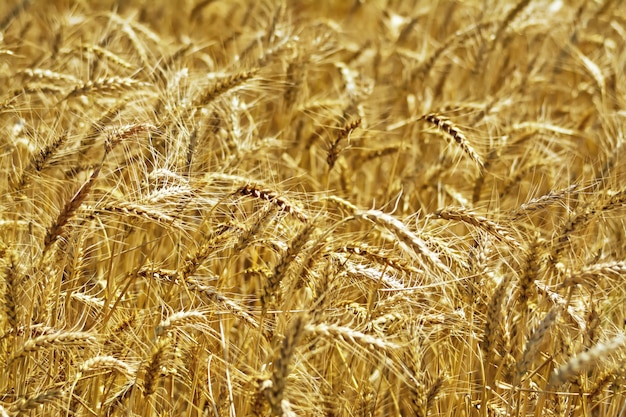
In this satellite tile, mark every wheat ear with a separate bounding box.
[305,323,399,350]
[91,200,177,227]
[45,124,151,250]
[238,184,308,222]
[435,207,522,250]
[143,336,170,397]
[423,113,485,171]
[10,389,64,416]
[327,195,450,275]
[265,314,308,417]
[2,249,19,331]
[550,333,626,387]
[558,261,626,289]
[78,355,135,379]
[64,76,147,100]
[155,310,209,336]
[12,132,69,191]
[186,279,260,332]
[263,222,316,310]
[516,306,560,380]
[327,118,361,170]
[411,21,496,80]
[482,275,512,375]
[193,69,258,107]
[10,331,96,363]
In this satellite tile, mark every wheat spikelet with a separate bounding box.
[534,281,586,331]
[512,184,579,219]
[102,381,135,415]
[360,208,451,275]
[547,186,623,265]
[511,234,544,353]
[426,376,444,411]
[602,188,626,210]
[402,332,428,417]
[333,252,408,291]
[104,122,154,153]
[80,101,130,151]
[326,196,450,276]
[43,123,149,250]
[11,132,69,191]
[231,204,277,253]
[588,370,616,401]
[369,312,406,334]
[20,68,79,84]
[111,14,154,67]
[409,372,428,417]
[138,267,180,284]
[180,223,233,279]
[337,244,423,275]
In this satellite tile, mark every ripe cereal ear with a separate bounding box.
[0,1,625,416]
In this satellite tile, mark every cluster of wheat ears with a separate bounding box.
[0,0,625,416]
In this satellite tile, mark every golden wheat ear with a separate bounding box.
[262,313,308,417]
[193,69,258,107]
[327,118,361,170]
[9,389,65,416]
[550,333,626,387]
[515,306,560,381]
[238,183,308,223]
[9,331,96,364]
[421,113,485,171]
[435,206,521,250]
[141,335,170,398]
[262,222,317,312]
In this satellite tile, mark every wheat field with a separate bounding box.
[1,0,625,416]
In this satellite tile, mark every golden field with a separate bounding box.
[0,0,625,416]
